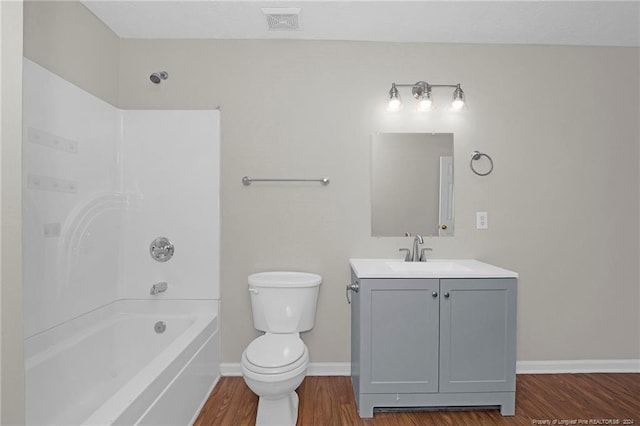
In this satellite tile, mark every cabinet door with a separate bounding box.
[439,278,517,393]
[360,278,439,394]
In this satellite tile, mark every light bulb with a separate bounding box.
[451,84,465,110]
[418,99,432,111]
[388,98,402,111]
[387,83,402,111]
[417,93,433,111]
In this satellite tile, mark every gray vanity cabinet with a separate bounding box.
[350,271,517,418]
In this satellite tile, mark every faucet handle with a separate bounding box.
[399,248,411,262]
[420,248,433,262]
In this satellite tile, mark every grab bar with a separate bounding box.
[242,176,330,186]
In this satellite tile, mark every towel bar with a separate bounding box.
[242,176,330,186]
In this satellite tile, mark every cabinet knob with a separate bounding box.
[432,291,438,298]
[444,292,450,298]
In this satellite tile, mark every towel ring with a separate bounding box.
[470,151,494,176]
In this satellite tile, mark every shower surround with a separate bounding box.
[22,58,220,424]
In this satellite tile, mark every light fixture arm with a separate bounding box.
[392,82,460,89]
[425,84,459,89]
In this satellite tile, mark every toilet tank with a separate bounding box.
[248,271,322,333]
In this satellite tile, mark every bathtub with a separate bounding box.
[24,299,219,425]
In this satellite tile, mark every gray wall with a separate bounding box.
[117,40,640,364]
[23,0,120,106]
[23,2,640,368]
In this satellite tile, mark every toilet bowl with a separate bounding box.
[241,334,309,426]
[241,272,321,426]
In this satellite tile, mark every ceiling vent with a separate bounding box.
[262,8,301,31]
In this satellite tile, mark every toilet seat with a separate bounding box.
[243,334,307,375]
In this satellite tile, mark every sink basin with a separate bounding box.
[350,258,518,279]
[385,260,472,273]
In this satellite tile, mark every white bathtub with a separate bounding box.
[24,299,219,425]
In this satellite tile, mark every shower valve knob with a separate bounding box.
[150,237,174,262]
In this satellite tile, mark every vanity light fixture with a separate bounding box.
[387,81,465,111]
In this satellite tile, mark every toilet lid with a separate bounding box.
[246,334,305,368]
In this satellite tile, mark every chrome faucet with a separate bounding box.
[401,233,429,262]
[150,281,168,295]
[411,235,424,262]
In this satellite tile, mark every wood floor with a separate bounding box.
[194,374,639,425]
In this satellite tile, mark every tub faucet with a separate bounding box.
[150,281,168,295]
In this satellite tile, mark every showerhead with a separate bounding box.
[150,71,168,84]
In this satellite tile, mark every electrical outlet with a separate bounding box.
[476,212,488,229]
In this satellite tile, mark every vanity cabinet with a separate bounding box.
[350,270,517,418]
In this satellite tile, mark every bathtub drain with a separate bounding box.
[154,321,166,333]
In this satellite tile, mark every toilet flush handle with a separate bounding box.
[248,288,259,294]
[345,281,359,304]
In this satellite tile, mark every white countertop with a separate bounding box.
[349,258,518,279]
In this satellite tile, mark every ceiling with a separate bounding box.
[81,1,640,47]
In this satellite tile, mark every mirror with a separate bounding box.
[371,133,454,237]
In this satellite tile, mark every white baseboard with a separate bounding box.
[220,363,242,376]
[516,359,640,374]
[307,362,351,376]
[220,362,350,377]
[221,359,640,377]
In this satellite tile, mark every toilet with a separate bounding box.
[241,271,322,426]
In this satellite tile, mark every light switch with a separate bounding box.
[476,212,488,229]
